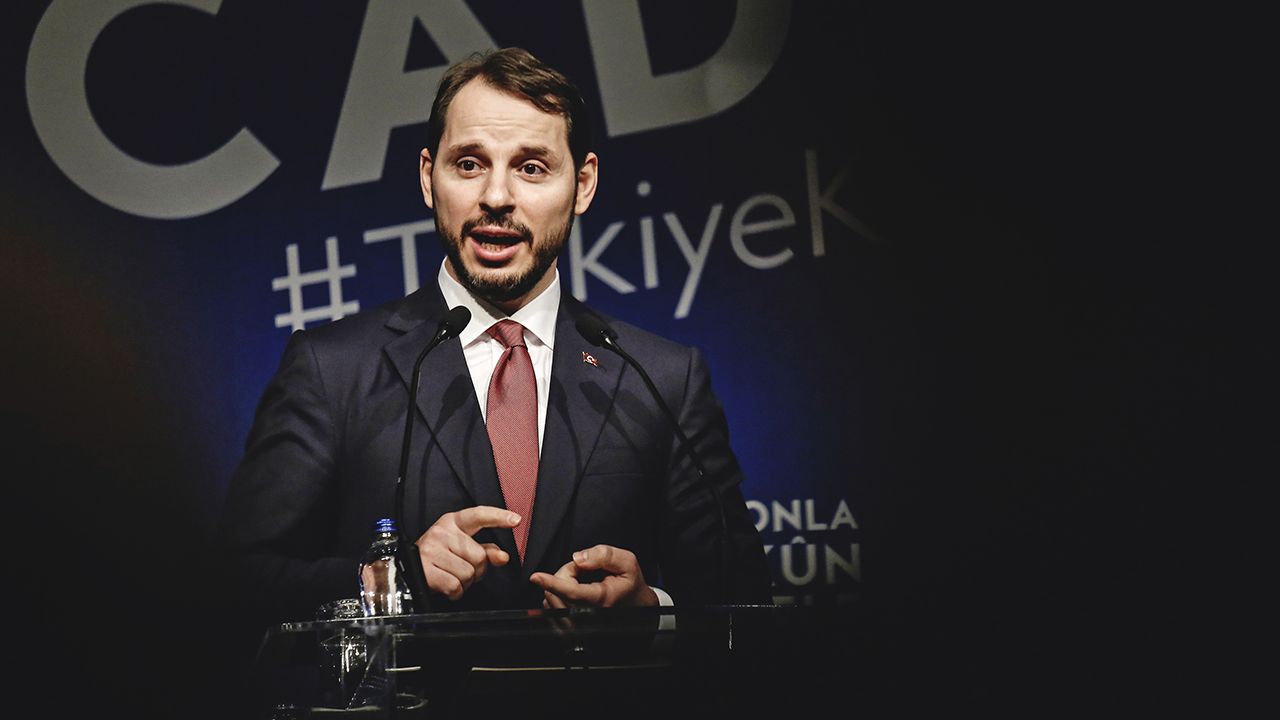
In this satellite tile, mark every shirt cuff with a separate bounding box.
[651,586,676,632]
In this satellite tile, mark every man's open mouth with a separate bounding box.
[470,225,523,249]
[467,224,529,263]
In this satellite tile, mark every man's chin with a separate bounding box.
[461,265,536,302]
[464,262,523,285]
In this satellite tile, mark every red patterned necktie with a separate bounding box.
[485,319,539,561]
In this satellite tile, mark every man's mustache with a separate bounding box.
[461,216,533,242]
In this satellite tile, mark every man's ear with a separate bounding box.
[419,148,434,209]
[574,152,599,215]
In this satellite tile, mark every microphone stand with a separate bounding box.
[594,333,733,608]
[395,308,470,614]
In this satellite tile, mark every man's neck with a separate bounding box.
[437,260,561,351]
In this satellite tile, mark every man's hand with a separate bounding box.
[415,506,520,600]
[529,544,659,608]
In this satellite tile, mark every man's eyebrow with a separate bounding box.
[517,144,556,159]
[444,142,486,157]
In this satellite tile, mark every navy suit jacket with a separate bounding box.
[216,283,771,625]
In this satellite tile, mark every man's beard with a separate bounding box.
[439,210,574,304]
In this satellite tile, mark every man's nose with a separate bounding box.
[479,172,515,215]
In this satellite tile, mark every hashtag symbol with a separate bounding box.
[272,237,360,331]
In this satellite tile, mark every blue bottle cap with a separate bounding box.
[374,517,397,533]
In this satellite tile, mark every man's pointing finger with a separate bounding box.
[454,506,521,536]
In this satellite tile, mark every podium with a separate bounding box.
[246,603,866,719]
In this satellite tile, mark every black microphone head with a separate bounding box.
[439,305,472,339]
[575,313,617,348]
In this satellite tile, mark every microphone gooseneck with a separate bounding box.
[575,313,732,605]
[395,305,471,613]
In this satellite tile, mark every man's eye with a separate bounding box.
[458,160,479,172]
[520,163,545,176]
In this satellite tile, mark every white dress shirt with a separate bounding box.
[437,260,559,452]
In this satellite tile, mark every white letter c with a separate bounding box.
[25,0,279,220]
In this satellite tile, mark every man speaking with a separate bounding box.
[217,47,771,626]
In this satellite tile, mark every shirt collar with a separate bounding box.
[436,259,559,350]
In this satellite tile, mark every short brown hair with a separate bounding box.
[426,47,592,169]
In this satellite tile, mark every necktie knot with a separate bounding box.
[488,319,526,349]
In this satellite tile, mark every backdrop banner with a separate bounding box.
[17,0,888,603]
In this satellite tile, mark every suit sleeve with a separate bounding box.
[657,347,773,605]
[214,329,355,628]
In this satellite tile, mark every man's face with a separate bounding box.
[420,79,597,310]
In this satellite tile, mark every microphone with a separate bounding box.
[395,305,471,613]
[575,313,732,605]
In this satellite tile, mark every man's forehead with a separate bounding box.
[441,79,569,151]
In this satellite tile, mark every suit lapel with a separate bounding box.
[383,288,511,554]
[522,297,624,573]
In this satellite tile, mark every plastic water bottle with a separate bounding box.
[357,518,412,616]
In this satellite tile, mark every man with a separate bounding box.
[217,48,770,627]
